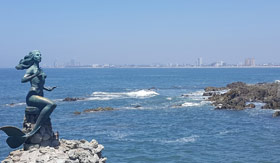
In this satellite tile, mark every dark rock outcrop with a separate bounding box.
[83,107,114,113]
[245,103,256,109]
[63,97,85,102]
[205,81,280,110]
[273,110,280,117]
[73,107,115,115]
[204,86,227,92]
[73,111,81,115]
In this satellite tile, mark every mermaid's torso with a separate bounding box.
[26,67,47,104]
[30,73,46,95]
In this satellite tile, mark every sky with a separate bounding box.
[0,0,279,67]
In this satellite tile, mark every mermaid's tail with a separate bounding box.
[0,126,27,148]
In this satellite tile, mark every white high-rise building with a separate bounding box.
[197,57,202,66]
[244,58,255,66]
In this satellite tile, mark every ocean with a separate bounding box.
[1,68,280,163]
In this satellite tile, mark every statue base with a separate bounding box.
[22,106,59,150]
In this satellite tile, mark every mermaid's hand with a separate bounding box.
[50,86,57,91]
[44,86,57,91]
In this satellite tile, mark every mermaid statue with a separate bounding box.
[0,50,57,148]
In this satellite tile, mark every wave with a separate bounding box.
[181,102,201,107]
[218,129,239,135]
[173,101,210,108]
[88,90,159,101]
[4,102,25,107]
[183,90,205,101]
[159,135,199,144]
[166,97,172,100]
[183,101,210,107]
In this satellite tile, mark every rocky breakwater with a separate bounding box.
[2,106,106,163]
[2,139,106,163]
[204,81,280,110]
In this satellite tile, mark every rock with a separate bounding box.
[83,107,114,113]
[74,111,81,115]
[90,140,99,149]
[133,105,142,108]
[206,82,280,110]
[94,144,104,153]
[2,139,106,163]
[9,103,15,106]
[63,97,85,102]
[148,87,156,90]
[23,144,39,151]
[181,94,189,97]
[68,149,78,160]
[91,154,99,163]
[246,103,256,108]
[203,92,216,96]
[171,104,183,108]
[226,82,247,89]
[273,110,280,117]
[2,159,13,163]
[204,86,227,92]
[10,150,22,157]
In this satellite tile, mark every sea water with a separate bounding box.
[0,68,280,163]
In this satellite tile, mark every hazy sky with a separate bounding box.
[0,0,279,67]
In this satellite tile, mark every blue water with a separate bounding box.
[1,68,280,163]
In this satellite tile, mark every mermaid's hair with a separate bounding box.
[15,50,40,70]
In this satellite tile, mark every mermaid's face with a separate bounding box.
[33,51,42,63]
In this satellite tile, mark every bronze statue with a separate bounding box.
[0,50,57,148]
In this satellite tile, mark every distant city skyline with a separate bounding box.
[0,1,280,68]
[38,57,280,69]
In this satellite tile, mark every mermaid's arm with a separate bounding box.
[21,69,40,83]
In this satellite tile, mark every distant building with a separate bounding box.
[92,64,101,68]
[70,59,75,67]
[197,57,202,67]
[244,58,255,66]
[53,60,57,68]
[211,61,225,67]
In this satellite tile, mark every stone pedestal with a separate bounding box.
[22,106,59,150]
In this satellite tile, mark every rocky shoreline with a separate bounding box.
[204,81,280,110]
[2,139,106,163]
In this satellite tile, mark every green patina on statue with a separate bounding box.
[0,50,57,148]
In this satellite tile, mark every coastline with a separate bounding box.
[2,66,280,69]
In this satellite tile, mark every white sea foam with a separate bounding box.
[245,102,265,109]
[88,90,159,101]
[181,102,201,107]
[180,101,210,108]
[218,130,235,135]
[162,135,199,144]
[184,90,205,101]
[219,89,230,94]
[5,102,25,107]
[166,97,172,100]
[187,90,204,96]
